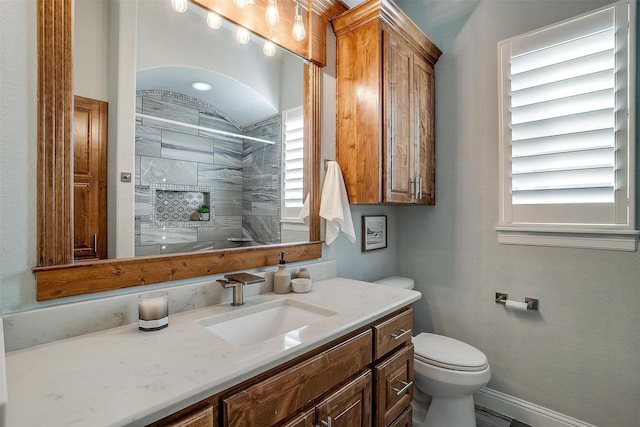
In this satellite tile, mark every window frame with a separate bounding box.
[281,106,305,223]
[496,0,639,251]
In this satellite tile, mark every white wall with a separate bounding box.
[394,0,640,425]
[74,0,110,101]
[0,0,38,311]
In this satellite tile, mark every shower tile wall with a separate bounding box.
[242,117,282,244]
[135,91,282,256]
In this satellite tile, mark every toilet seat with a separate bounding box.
[413,333,488,372]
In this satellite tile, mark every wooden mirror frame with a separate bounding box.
[34,0,347,301]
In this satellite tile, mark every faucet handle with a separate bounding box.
[224,272,265,285]
[216,278,236,289]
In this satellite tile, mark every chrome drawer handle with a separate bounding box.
[319,416,332,427]
[390,328,411,340]
[392,380,413,396]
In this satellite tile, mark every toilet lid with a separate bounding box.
[372,276,415,289]
[413,333,488,372]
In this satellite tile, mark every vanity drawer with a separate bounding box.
[388,407,412,427]
[374,344,414,427]
[222,330,372,426]
[152,403,216,427]
[373,308,413,360]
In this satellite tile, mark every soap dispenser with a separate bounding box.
[273,251,291,294]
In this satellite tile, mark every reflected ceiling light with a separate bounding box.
[192,82,213,91]
[206,11,222,30]
[236,27,250,44]
[292,1,306,41]
[265,0,280,27]
[263,40,276,57]
[233,0,250,8]
[170,0,188,13]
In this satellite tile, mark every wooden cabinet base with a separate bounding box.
[149,307,414,427]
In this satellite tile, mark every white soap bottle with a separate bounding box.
[273,251,291,294]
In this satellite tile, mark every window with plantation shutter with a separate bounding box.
[497,0,638,250]
[282,106,304,219]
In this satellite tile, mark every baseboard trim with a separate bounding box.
[474,387,597,427]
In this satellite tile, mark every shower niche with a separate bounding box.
[151,185,214,226]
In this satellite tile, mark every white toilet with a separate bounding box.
[373,277,491,427]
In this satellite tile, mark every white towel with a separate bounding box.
[299,194,310,225]
[320,161,356,245]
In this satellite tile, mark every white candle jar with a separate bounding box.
[138,291,169,331]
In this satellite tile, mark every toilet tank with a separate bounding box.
[373,276,415,290]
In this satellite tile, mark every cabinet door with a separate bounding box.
[315,371,372,427]
[374,345,414,427]
[73,96,108,260]
[335,20,384,204]
[413,55,436,205]
[383,28,415,204]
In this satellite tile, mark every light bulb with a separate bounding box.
[206,11,222,30]
[265,0,279,27]
[170,0,188,13]
[263,40,276,57]
[236,27,250,44]
[233,0,249,8]
[292,2,306,41]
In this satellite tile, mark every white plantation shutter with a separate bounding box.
[283,107,304,218]
[497,0,637,250]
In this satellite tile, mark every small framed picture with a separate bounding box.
[362,215,387,252]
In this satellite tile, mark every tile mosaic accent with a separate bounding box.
[155,190,206,222]
[149,183,215,228]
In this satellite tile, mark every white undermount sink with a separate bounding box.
[198,299,337,348]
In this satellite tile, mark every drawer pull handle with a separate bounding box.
[320,416,332,427]
[392,380,413,396]
[390,328,412,340]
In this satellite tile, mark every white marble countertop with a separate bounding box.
[4,278,420,427]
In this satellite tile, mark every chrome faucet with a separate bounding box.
[216,272,265,306]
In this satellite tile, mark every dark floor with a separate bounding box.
[475,406,532,427]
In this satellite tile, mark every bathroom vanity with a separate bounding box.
[3,278,420,426]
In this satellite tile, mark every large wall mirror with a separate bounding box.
[35,0,346,300]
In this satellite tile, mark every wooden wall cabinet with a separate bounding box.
[149,307,414,427]
[333,0,441,205]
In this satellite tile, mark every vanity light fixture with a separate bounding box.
[265,0,280,27]
[263,40,276,57]
[236,27,251,44]
[206,11,222,30]
[233,0,251,8]
[168,0,303,56]
[192,82,213,91]
[170,0,188,13]
[292,1,306,41]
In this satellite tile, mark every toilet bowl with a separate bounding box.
[373,277,491,427]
